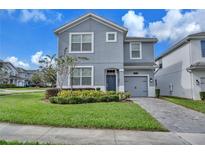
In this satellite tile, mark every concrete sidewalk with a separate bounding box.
[0,123,205,145]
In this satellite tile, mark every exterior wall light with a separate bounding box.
[196,80,200,85]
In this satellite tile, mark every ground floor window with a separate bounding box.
[71,67,93,86]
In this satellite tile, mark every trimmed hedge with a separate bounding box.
[49,90,130,104]
[155,89,160,98]
[49,95,120,104]
[200,91,205,101]
[0,84,17,88]
[45,88,60,99]
[45,88,95,99]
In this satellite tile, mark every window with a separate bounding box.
[130,42,141,59]
[71,67,93,86]
[69,32,93,53]
[201,40,205,57]
[106,32,117,42]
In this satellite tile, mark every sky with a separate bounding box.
[0,9,205,69]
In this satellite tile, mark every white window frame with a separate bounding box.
[69,32,94,53]
[69,66,94,87]
[106,32,117,42]
[129,42,142,59]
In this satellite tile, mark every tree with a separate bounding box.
[55,55,88,90]
[31,72,42,86]
[39,54,57,87]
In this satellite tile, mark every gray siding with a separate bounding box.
[124,42,154,64]
[58,18,124,64]
[57,18,124,88]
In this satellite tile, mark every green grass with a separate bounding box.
[0,140,40,145]
[3,87,48,90]
[163,97,205,113]
[0,93,165,131]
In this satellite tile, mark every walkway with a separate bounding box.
[0,122,205,144]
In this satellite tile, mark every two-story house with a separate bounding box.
[0,60,36,87]
[155,32,205,100]
[55,13,157,97]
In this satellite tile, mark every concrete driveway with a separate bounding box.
[1,122,205,145]
[133,98,205,133]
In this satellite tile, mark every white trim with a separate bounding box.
[69,65,94,87]
[129,42,142,59]
[55,13,127,34]
[119,85,124,92]
[124,66,156,69]
[124,74,150,96]
[106,32,117,42]
[69,32,94,53]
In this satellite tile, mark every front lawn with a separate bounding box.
[4,87,48,90]
[0,140,40,145]
[0,93,165,131]
[163,97,205,113]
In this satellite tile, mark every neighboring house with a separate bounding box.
[55,13,157,97]
[0,60,36,87]
[155,32,205,100]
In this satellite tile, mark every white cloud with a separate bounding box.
[148,10,204,42]
[56,12,63,21]
[122,10,147,37]
[122,10,205,42]
[5,56,30,69]
[31,51,43,65]
[20,10,47,22]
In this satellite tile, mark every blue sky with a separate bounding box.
[0,9,204,69]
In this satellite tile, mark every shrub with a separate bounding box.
[155,89,160,98]
[49,90,129,104]
[200,91,205,101]
[0,84,17,88]
[58,90,117,98]
[118,92,131,100]
[45,88,59,99]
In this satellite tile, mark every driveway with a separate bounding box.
[1,122,205,145]
[133,98,205,133]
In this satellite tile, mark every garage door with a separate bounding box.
[125,76,148,97]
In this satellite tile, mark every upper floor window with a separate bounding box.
[130,42,142,59]
[201,40,205,57]
[106,32,117,42]
[69,32,94,53]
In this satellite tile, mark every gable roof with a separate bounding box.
[156,32,205,61]
[54,13,128,35]
[0,61,17,71]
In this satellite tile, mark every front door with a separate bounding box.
[125,76,148,97]
[106,75,116,91]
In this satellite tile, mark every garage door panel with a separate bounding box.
[125,76,148,97]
